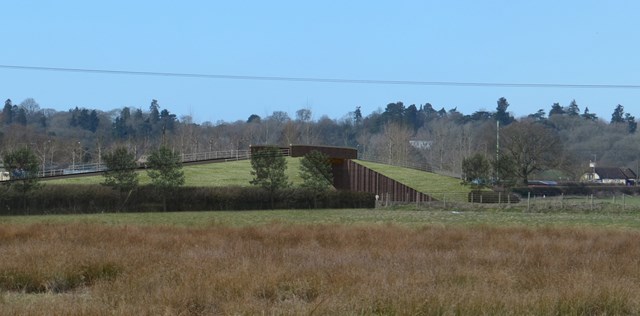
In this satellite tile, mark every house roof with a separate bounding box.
[595,167,637,180]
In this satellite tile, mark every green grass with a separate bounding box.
[3,208,640,230]
[43,157,304,187]
[354,160,474,202]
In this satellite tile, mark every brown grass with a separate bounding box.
[0,223,639,314]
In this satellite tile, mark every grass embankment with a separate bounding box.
[43,157,304,187]
[0,222,639,314]
[354,160,472,202]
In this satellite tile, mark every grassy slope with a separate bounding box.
[43,157,304,187]
[354,160,472,202]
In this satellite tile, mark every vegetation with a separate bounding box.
[299,150,333,191]
[1,147,42,210]
[1,222,640,314]
[461,153,491,185]
[101,147,138,210]
[355,160,473,202]
[1,96,640,188]
[146,146,185,212]
[250,146,290,207]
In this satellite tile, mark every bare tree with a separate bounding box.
[500,120,562,185]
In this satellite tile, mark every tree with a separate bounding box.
[495,97,514,125]
[2,147,41,210]
[625,113,637,133]
[527,109,546,122]
[500,120,562,185]
[250,146,289,207]
[549,103,565,116]
[382,102,405,124]
[146,146,184,211]
[299,150,333,191]
[461,153,491,185]
[581,107,597,121]
[102,146,138,210]
[611,104,625,124]
[2,99,13,125]
[149,99,160,125]
[566,99,580,116]
[247,114,261,123]
[14,107,27,126]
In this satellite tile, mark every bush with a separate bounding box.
[0,185,375,215]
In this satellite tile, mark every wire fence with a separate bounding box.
[375,191,640,212]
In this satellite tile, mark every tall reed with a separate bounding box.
[0,223,638,314]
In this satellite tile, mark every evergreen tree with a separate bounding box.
[2,147,42,210]
[405,104,419,129]
[527,109,546,122]
[354,106,363,125]
[299,150,333,191]
[250,146,289,207]
[247,114,261,123]
[102,146,139,210]
[2,99,12,125]
[625,113,637,133]
[494,97,514,125]
[461,153,491,185]
[89,110,100,132]
[566,100,580,116]
[149,99,160,124]
[160,109,177,132]
[581,107,598,121]
[147,146,184,212]
[549,103,565,116]
[611,104,625,124]
[14,107,27,126]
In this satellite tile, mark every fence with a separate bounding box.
[374,191,640,212]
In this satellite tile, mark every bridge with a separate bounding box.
[32,149,261,180]
[7,145,437,203]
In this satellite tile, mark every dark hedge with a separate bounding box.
[0,185,375,215]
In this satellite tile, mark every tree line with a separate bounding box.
[1,96,639,185]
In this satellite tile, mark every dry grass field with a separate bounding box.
[1,222,639,315]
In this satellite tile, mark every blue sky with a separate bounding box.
[1,1,639,123]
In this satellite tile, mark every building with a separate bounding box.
[581,167,637,185]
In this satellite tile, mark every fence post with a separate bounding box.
[527,192,530,212]
[561,193,564,210]
[480,194,483,204]
[590,194,594,211]
[443,194,446,209]
[498,192,502,205]
[623,194,626,211]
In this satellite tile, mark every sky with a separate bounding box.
[1,1,640,123]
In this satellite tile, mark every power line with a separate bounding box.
[1,64,640,89]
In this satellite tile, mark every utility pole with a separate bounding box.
[496,120,500,184]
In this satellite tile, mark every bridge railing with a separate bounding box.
[32,148,293,179]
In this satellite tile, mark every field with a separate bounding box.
[2,209,640,314]
[10,161,640,313]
